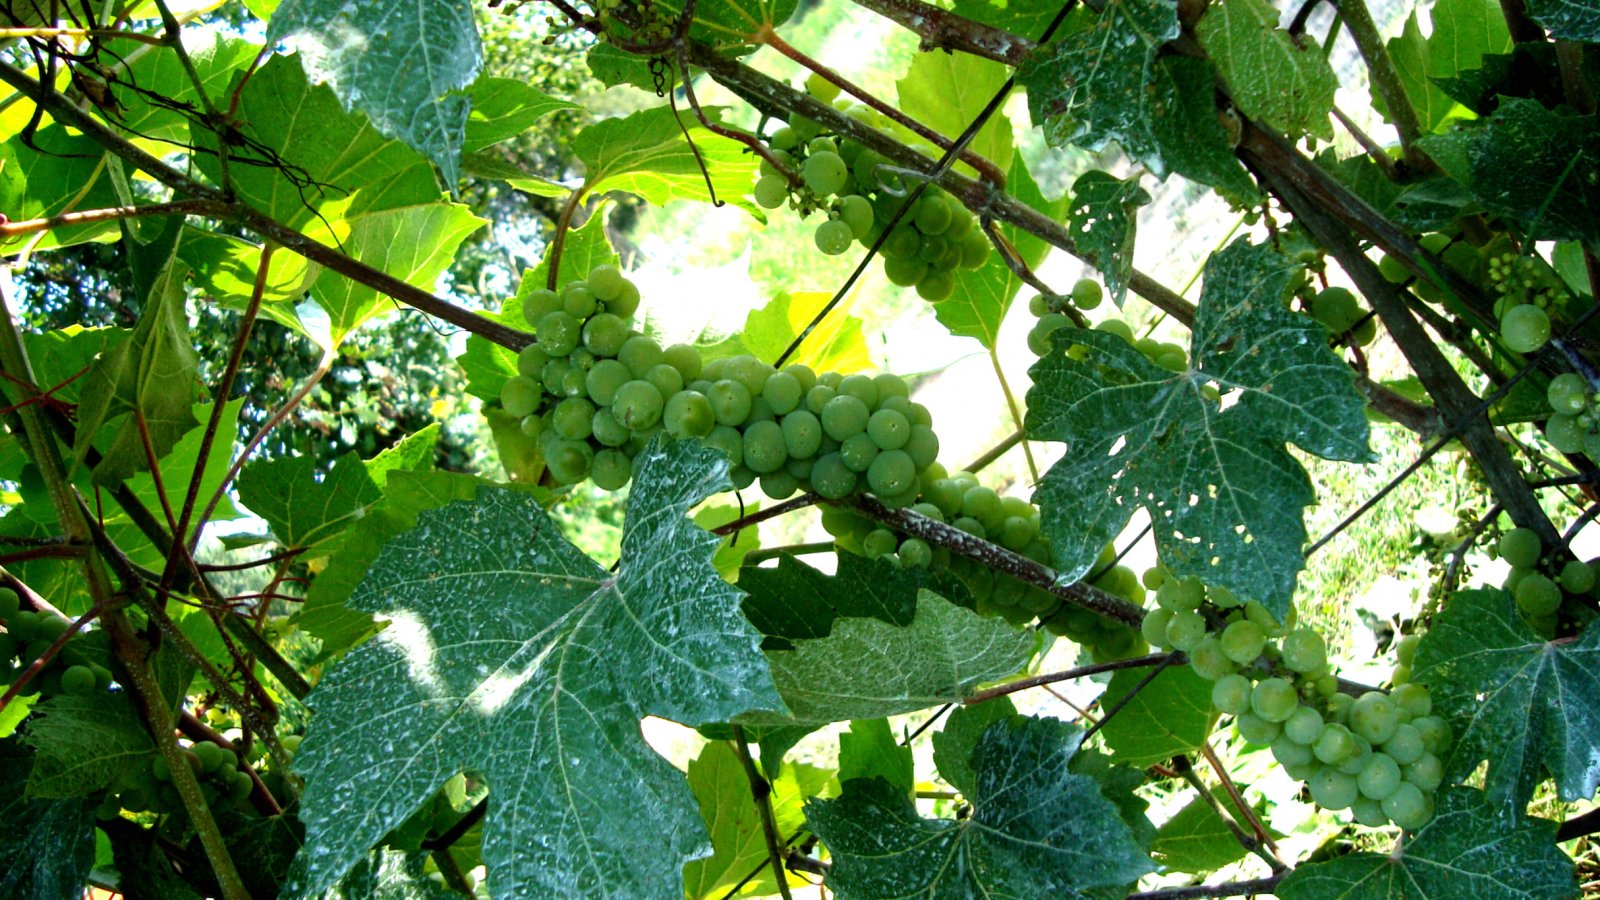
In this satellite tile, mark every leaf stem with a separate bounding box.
[1334,0,1429,174]
[963,653,1175,705]
[986,348,1038,482]
[731,726,795,900]
[961,428,1023,475]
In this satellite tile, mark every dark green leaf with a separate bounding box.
[1098,664,1217,767]
[267,0,482,183]
[807,716,1154,897]
[1380,0,1510,134]
[932,697,1017,798]
[286,438,782,896]
[838,719,914,796]
[23,692,157,798]
[1524,0,1600,40]
[739,552,968,647]
[1147,56,1259,198]
[1069,171,1151,307]
[1276,787,1575,899]
[1026,239,1373,618]
[1197,0,1337,140]
[950,0,1059,35]
[574,105,761,214]
[238,453,381,557]
[1413,588,1600,813]
[319,848,462,899]
[0,738,96,898]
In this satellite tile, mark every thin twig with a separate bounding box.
[964,653,1174,705]
[731,726,795,900]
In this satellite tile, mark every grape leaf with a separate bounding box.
[574,105,761,215]
[1146,56,1259,198]
[1069,171,1150,308]
[107,31,256,143]
[682,741,831,900]
[950,0,1058,36]
[1380,0,1511,135]
[745,593,1034,724]
[72,257,199,485]
[1413,588,1600,813]
[238,452,381,558]
[178,228,319,334]
[121,399,247,529]
[1098,664,1217,767]
[1524,0,1600,40]
[931,696,1017,798]
[1152,792,1279,874]
[1417,97,1600,244]
[1197,0,1337,141]
[267,0,481,184]
[464,77,578,153]
[1276,787,1575,899]
[23,693,158,798]
[1025,238,1374,618]
[737,290,872,375]
[0,124,120,252]
[320,848,463,899]
[0,739,96,899]
[895,48,1015,176]
[650,0,798,49]
[285,438,783,896]
[738,552,969,648]
[807,716,1154,897]
[838,719,914,796]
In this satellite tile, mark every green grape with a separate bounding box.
[742,421,788,474]
[618,336,664,379]
[1498,527,1542,567]
[1356,752,1402,800]
[840,433,879,472]
[803,151,849,195]
[821,395,871,441]
[753,174,790,209]
[925,478,964,518]
[705,425,744,466]
[1070,278,1104,310]
[1219,620,1266,664]
[586,265,626,302]
[708,380,754,426]
[811,453,858,499]
[1515,573,1562,616]
[1546,413,1586,453]
[1351,796,1389,828]
[560,367,587,398]
[884,254,929,286]
[541,358,572,395]
[641,363,681,399]
[913,194,952,234]
[1272,734,1315,768]
[60,664,96,696]
[863,529,898,558]
[545,441,594,485]
[552,397,596,441]
[663,391,715,439]
[805,384,836,416]
[998,516,1036,552]
[517,345,551,380]
[1188,635,1237,680]
[867,450,916,496]
[1382,782,1431,830]
[1251,678,1299,723]
[863,408,911,451]
[522,288,561,326]
[592,409,629,447]
[727,356,774,397]
[537,310,582,356]
[1156,576,1205,611]
[1338,736,1375,776]
[916,269,956,303]
[1164,609,1206,652]
[957,487,1000,532]
[1547,372,1589,415]
[1141,608,1174,649]
[760,371,804,416]
[815,219,855,255]
[1350,692,1400,744]
[1325,692,1355,725]
[1284,706,1324,745]
[780,410,823,459]
[613,380,665,431]
[835,373,875,407]
[0,587,18,623]
[582,313,629,357]
[500,376,543,418]
[664,344,702,381]
[1562,559,1596,594]
[585,359,632,407]
[590,449,632,491]
[608,279,642,319]
[884,226,922,258]
[1384,723,1425,765]
[1244,600,1291,636]
[1314,722,1357,765]
[1500,303,1551,353]
[897,538,933,568]
[958,230,989,268]
[1404,753,1444,792]
[837,195,874,240]
[1235,712,1280,745]
[1310,768,1359,810]
[1390,683,1432,719]
[1281,627,1328,673]
[562,284,597,319]
[903,425,940,471]
[760,469,800,500]
[1211,673,1253,715]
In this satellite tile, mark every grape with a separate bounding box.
[1396,634,1419,668]
[925,478,964,518]
[517,345,550,380]
[863,529,898,558]
[1351,796,1390,828]
[867,450,916,496]
[821,395,870,441]
[1547,413,1587,453]
[743,421,788,474]
[760,469,800,500]
[1211,673,1253,715]
[586,265,626,301]
[996,516,1034,552]
[884,254,929,286]
[662,344,702,382]
[836,373,876,407]
[1188,635,1237,680]
[1272,734,1315,768]
[884,226,922,259]
[585,360,631,407]
[585,449,629,491]
[582,313,629,358]
[1156,577,1205,611]
[560,367,587,398]
[1390,683,1432,719]
[1314,722,1357,765]
[815,219,855,255]
[811,453,858,499]
[753,174,789,209]
[959,486,1002,531]
[500,376,543,418]
[840,433,879,472]
[1219,620,1266,664]
[663,391,715,439]
[1235,712,1280,745]
[592,409,629,447]
[1164,609,1206,652]
[803,152,849,195]
[837,195,874,240]
[874,372,909,400]
[1501,303,1551,353]
[537,310,582,356]
[1547,372,1589,415]
[1356,752,1402,800]
[708,380,754,426]
[898,538,933,568]
[1499,527,1542,567]
[913,195,952,234]
[1251,678,1299,723]
[1309,768,1359,810]
[552,397,596,441]
[545,440,594,485]
[618,336,664,379]
[1338,736,1375,775]
[959,230,989,268]
[866,408,911,450]
[903,425,940,471]
[1515,573,1562,616]
[613,380,665,431]
[916,269,956,303]
[761,372,804,416]
[1281,628,1328,673]
[1070,278,1103,310]
[780,410,823,459]
[1384,723,1425,765]
[608,279,642,318]
[704,425,744,466]
[1141,608,1175,649]
[1403,753,1444,792]
[61,664,96,696]
[1284,706,1324,745]
[1350,692,1399,744]
[563,284,597,319]
[1411,716,1451,755]
[1382,782,1431,830]
[1244,600,1289,636]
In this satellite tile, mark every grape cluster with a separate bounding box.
[0,587,111,699]
[498,267,941,501]
[1024,289,1190,374]
[1383,231,1569,355]
[751,75,991,302]
[1141,570,1451,832]
[1540,373,1600,459]
[1496,526,1593,639]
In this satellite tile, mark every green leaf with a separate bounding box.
[1276,787,1575,899]
[22,692,157,798]
[1152,792,1278,873]
[319,848,463,899]
[688,502,758,581]
[297,469,487,655]
[807,716,1154,897]
[72,257,199,485]
[464,77,578,153]
[648,0,798,49]
[682,741,830,900]
[1417,97,1600,244]
[574,105,762,214]
[364,424,440,487]
[1524,0,1600,40]
[108,31,257,142]
[121,399,248,526]
[1413,588,1600,813]
[748,593,1033,724]
[586,43,658,91]
[1381,0,1511,134]
[838,719,914,796]
[19,327,127,409]
[0,124,120,251]
[932,697,1017,798]
[1069,171,1151,307]
[934,153,1065,347]
[950,0,1058,36]
[1148,56,1259,198]
[177,228,317,335]
[1197,0,1337,141]
[267,0,482,183]
[238,452,380,558]
[286,437,782,896]
[1025,239,1374,619]
[0,739,96,899]
[737,291,871,374]
[1097,664,1217,767]
[896,48,1014,176]
[738,552,960,647]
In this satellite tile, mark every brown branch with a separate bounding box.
[0,199,228,236]
[846,0,1033,66]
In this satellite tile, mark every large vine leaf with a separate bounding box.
[1381,0,1511,135]
[806,716,1154,897]
[108,31,257,143]
[1152,792,1280,874]
[320,849,463,899]
[1417,97,1600,244]
[682,741,830,900]
[649,0,798,50]
[1097,664,1217,767]
[895,48,1015,177]
[736,290,872,375]
[1197,0,1337,141]
[0,739,96,899]
[838,718,915,796]
[463,77,578,154]
[744,593,1034,725]
[1025,239,1374,619]
[266,0,481,183]
[238,453,380,559]
[1069,170,1151,307]
[1276,787,1575,899]
[931,696,1017,798]
[0,124,120,252]
[1524,0,1600,40]
[286,438,783,896]
[574,105,761,215]
[1413,588,1600,814]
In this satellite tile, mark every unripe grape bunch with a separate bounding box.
[750,74,992,302]
[1495,525,1596,639]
